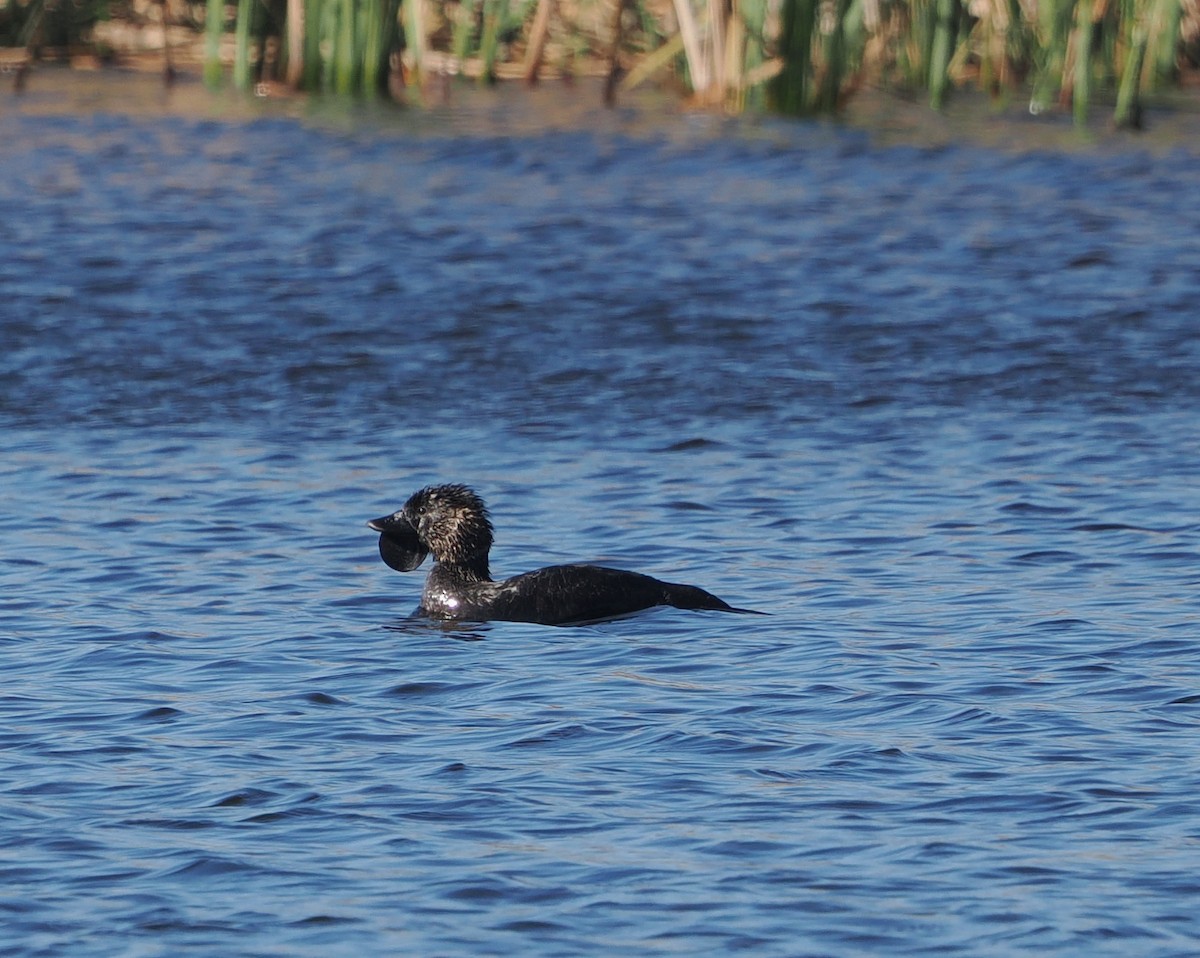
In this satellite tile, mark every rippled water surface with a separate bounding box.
[2,75,1200,956]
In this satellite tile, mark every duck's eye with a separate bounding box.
[412,508,437,534]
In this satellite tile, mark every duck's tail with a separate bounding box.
[663,583,766,616]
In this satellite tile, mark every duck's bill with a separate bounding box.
[367,513,429,572]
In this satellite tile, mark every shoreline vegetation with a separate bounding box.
[2,0,1197,127]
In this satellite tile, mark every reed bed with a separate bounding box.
[3,0,1194,123]
[193,0,1192,123]
[194,0,399,93]
[2,0,106,54]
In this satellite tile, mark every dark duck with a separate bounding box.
[367,484,760,626]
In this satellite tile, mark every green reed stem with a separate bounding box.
[401,0,424,85]
[15,0,45,49]
[452,0,478,63]
[1152,0,1183,82]
[334,0,356,93]
[204,0,224,86]
[1072,0,1093,126]
[361,0,384,91]
[1030,0,1074,112]
[768,0,816,113]
[738,0,769,109]
[1113,15,1147,126]
[816,0,852,110]
[300,0,321,87]
[233,0,254,88]
[928,0,956,108]
[478,0,508,83]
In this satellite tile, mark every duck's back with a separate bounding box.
[488,564,741,626]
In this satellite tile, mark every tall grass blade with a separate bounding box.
[334,0,356,93]
[1030,0,1075,112]
[673,0,710,94]
[233,0,254,88]
[403,0,427,85]
[478,0,507,82]
[817,0,852,110]
[738,0,769,107]
[928,0,956,108]
[1113,13,1148,126]
[768,0,815,113]
[1151,0,1183,82]
[204,0,225,86]
[1072,0,1093,126]
[301,0,323,88]
[620,31,685,90]
[604,0,628,104]
[361,0,380,90]
[452,0,478,65]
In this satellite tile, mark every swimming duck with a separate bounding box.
[367,484,760,626]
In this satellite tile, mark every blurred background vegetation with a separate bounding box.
[2,0,1197,125]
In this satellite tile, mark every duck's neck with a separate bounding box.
[434,558,491,583]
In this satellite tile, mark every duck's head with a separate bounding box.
[368,484,493,576]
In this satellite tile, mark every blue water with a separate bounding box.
[2,78,1200,956]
